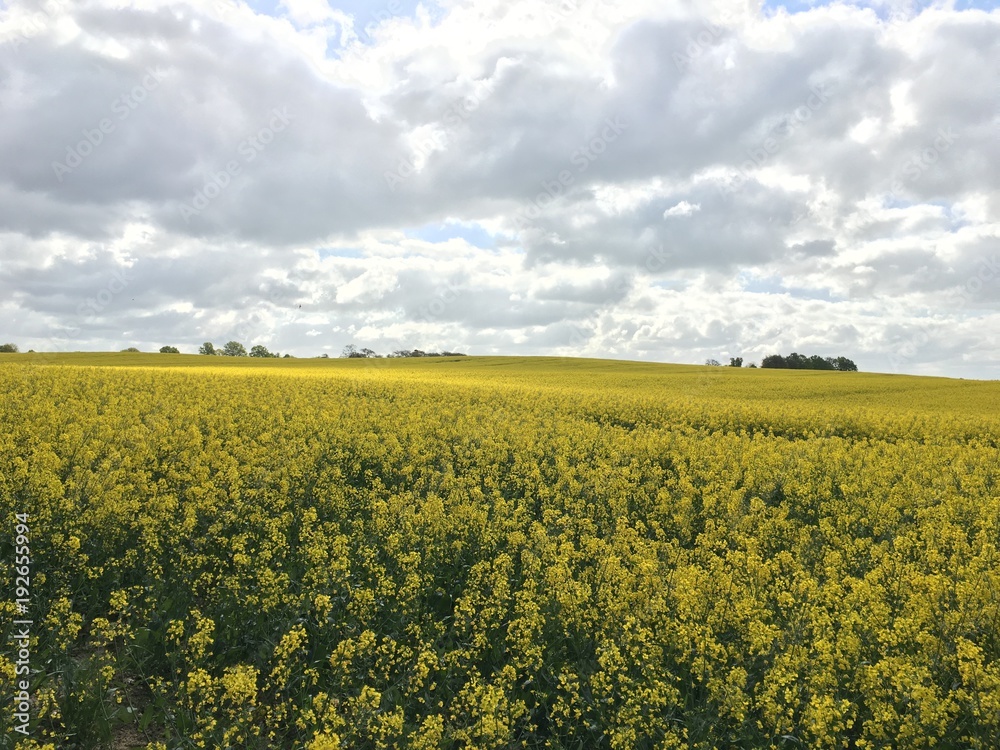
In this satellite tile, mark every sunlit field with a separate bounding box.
[2,354,999,749]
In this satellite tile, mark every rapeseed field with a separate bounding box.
[2,353,999,748]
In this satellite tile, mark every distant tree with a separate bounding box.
[747,362,757,368]
[784,352,808,369]
[832,356,858,372]
[705,358,721,366]
[0,343,19,353]
[221,341,247,357]
[390,349,412,358]
[809,355,834,370]
[199,342,217,355]
[282,353,293,358]
[159,345,180,353]
[121,347,141,352]
[319,353,330,358]
[441,351,467,357]
[729,357,743,367]
[761,354,786,369]
[250,345,276,358]
[341,347,380,358]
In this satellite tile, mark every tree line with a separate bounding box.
[1,342,468,357]
[195,341,284,358]
[340,345,467,358]
[3,341,853,370]
[187,342,468,359]
[706,353,858,371]
[761,353,858,371]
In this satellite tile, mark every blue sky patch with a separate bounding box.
[405,222,496,249]
[762,0,998,17]
[650,279,688,291]
[243,0,283,17]
[245,0,442,46]
[318,247,364,259]
[740,272,840,301]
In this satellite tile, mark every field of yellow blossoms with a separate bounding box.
[2,352,1000,749]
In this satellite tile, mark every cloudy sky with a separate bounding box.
[1,0,998,376]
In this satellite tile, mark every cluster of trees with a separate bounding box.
[341,345,467,359]
[198,342,286,358]
[0,343,19,353]
[706,358,757,368]
[761,353,858,371]
[707,353,858,371]
[194,342,469,359]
